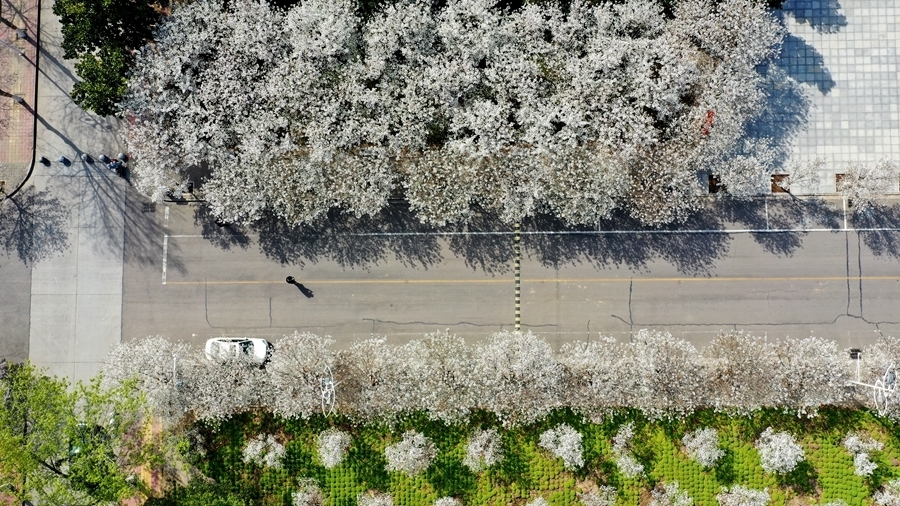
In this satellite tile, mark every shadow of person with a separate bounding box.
[285,276,314,298]
[296,283,314,298]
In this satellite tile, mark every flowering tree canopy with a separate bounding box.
[384,430,437,476]
[123,0,783,227]
[755,427,804,474]
[103,329,863,426]
[463,428,504,472]
[539,424,584,470]
[682,427,724,468]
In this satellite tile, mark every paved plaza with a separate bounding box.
[1,0,899,382]
[767,0,900,189]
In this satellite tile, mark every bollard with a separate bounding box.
[58,156,70,165]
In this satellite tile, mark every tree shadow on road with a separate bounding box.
[849,205,900,260]
[192,193,882,276]
[193,204,251,251]
[0,186,69,264]
[253,204,443,270]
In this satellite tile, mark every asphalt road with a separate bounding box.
[121,193,900,351]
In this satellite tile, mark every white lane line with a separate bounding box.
[164,227,900,238]
[162,206,170,285]
[162,235,168,284]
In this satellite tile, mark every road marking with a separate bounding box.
[162,275,900,286]
[164,227,900,239]
[162,206,170,285]
[162,235,168,285]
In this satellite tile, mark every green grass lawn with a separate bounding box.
[167,408,900,506]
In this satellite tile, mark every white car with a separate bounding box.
[204,337,274,365]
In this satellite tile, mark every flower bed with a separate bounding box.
[159,408,900,506]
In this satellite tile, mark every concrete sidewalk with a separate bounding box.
[26,0,126,382]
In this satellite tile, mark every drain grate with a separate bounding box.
[142,202,156,213]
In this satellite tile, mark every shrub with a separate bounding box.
[292,479,324,506]
[612,422,644,477]
[384,431,436,476]
[578,486,618,506]
[843,432,884,476]
[682,427,725,468]
[462,428,504,472]
[317,428,351,468]
[242,434,285,469]
[358,492,394,506]
[874,478,900,506]
[538,424,584,470]
[650,482,692,506]
[716,485,770,506]
[755,427,804,474]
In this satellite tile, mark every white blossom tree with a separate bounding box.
[400,330,476,423]
[101,336,275,423]
[703,331,779,414]
[612,422,644,477]
[242,433,286,469]
[875,479,900,506]
[578,486,618,506]
[755,427,804,474]
[463,428,504,472]
[539,424,584,470]
[629,329,706,418]
[317,428,352,469]
[472,330,562,426]
[859,337,900,419]
[776,157,825,194]
[433,498,461,506]
[559,336,632,413]
[334,337,401,420]
[650,482,693,506]
[268,332,337,419]
[358,492,394,506]
[682,428,724,468]
[293,479,325,506]
[384,430,436,476]
[123,0,784,228]
[715,485,769,506]
[843,432,883,477]
[838,159,900,212]
[770,336,850,416]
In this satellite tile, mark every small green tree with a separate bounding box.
[70,45,129,116]
[0,361,155,504]
[52,0,158,115]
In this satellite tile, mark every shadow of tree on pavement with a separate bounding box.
[0,187,69,264]
[850,206,900,260]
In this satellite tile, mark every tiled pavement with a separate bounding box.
[761,0,900,192]
[0,0,38,191]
